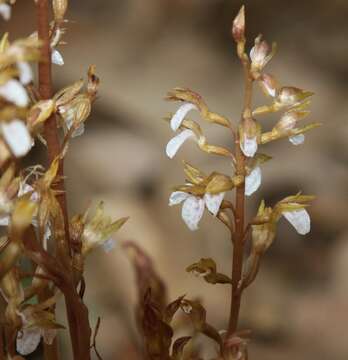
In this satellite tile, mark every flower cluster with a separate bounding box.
[0,1,127,358]
[161,5,319,359]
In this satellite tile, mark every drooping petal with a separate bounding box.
[166,129,195,159]
[0,4,11,21]
[170,102,198,131]
[17,62,33,85]
[245,166,262,196]
[204,192,225,216]
[101,238,116,253]
[289,134,305,145]
[283,208,310,235]
[240,135,258,157]
[181,196,205,231]
[16,327,42,356]
[169,191,190,206]
[51,49,64,66]
[0,79,29,107]
[1,120,33,157]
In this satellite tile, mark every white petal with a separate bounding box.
[240,135,258,157]
[289,134,305,145]
[0,79,29,107]
[204,192,225,216]
[245,166,262,196]
[101,238,115,253]
[0,4,11,21]
[16,327,42,356]
[169,191,190,206]
[1,120,33,157]
[0,215,9,226]
[51,49,64,66]
[165,129,195,159]
[17,62,33,85]
[170,103,198,131]
[283,209,310,235]
[181,196,205,231]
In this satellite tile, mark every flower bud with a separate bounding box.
[52,0,68,22]
[239,118,260,158]
[251,201,275,253]
[232,6,245,43]
[276,87,313,108]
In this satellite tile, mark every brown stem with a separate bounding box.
[37,0,71,252]
[36,2,92,359]
[227,57,253,337]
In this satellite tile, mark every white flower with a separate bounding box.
[16,327,42,356]
[170,102,198,131]
[282,208,310,235]
[1,120,33,157]
[169,191,225,231]
[16,325,57,356]
[0,79,29,107]
[166,129,195,159]
[289,134,305,145]
[51,49,64,66]
[0,3,11,21]
[245,166,261,196]
[17,62,33,85]
[240,134,257,157]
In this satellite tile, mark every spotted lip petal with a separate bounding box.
[283,208,310,235]
[289,134,305,145]
[170,103,198,131]
[0,3,11,20]
[16,327,42,356]
[240,135,258,157]
[245,166,261,196]
[204,192,225,216]
[1,120,33,157]
[181,196,205,231]
[169,191,190,206]
[166,129,195,159]
[0,80,29,107]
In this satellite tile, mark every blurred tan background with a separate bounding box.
[3,0,348,359]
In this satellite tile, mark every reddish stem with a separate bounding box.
[227,58,253,337]
[36,1,92,359]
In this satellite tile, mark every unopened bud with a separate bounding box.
[276,87,313,108]
[52,0,68,22]
[232,6,245,43]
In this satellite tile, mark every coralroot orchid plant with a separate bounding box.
[149,5,319,360]
[0,1,128,359]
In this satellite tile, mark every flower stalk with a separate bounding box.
[228,35,254,338]
[36,1,91,359]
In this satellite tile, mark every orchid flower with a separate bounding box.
[169,190,225,231]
